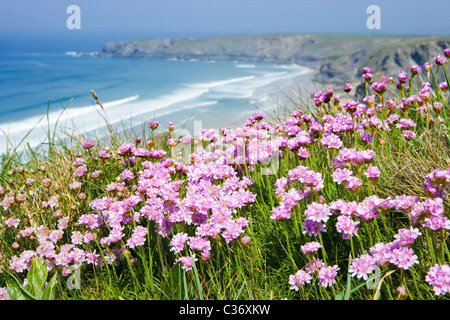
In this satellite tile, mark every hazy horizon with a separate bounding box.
[1,1,449,41]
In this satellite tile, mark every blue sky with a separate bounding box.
[0,0,449,38]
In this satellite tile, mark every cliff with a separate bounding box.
[97,34,450,91]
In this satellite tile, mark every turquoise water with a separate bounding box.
[0,34,311,151]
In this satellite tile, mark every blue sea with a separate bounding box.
[0,32,312,152]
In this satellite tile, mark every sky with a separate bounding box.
[0,0,449,43]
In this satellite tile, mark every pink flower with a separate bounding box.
[241,236,252,247]
[49,229,64,243]
[133,148,151,158]
[426,264,450,296]
[175,255,197,271]
[300,241,322,255]
[81,139,95,150]
[444,49,450,58]
[188,236,211,253]
[329,199,348,215]
[72,157,85,166]
[57,216,70,230]
[318,265,339,288]
[9,256,28,273]
[398,70,408,83]
[71,231,84,245]
[120,169,134,181]
[253,111,265,121]
[5,217,20,228]
[148,120,160,130]
[180,135,194,144]
[345,176,362,191]
[305,258,325,274]
[297,147,309,159]
[0,288,9,300]
[343,100,359,114]
[170,233,189,254]
[402,130,416,140]
[344,83,352,92]
[289,270,312,291]
[98,150,111,159]
[1,196,15,211]
[424,215,450,231]
[85,250,101,266]
[302,219,326,237]
[434,55,448,66]
[389,247,419,270]
[370,242,395,266]
[304,202,331,223]
[364,166,381,181]
[393,227,422,246]
[394,195,418,210]
[371,81,387,94]
[75,165,87,177]
[321,133,343,149]
[48,195,59,208]
[69,181,83,191]
[335,215,359,240]
[439,82,448,92]
[127,226,148,248]
[332,168,353,185]
[19,227,34,237]
[270,205,292,221]
[410,65,421,75]
[117,142,136,156]
[349,254,378,280]
[222,218,248,243]
[167,138,178,148]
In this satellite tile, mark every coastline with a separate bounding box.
[124,65,318,140]
[0,59,317,154]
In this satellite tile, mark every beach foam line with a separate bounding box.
[65,51,81,57]
[56,98,220,138]
[187,75,256,89]
[0,83,210,138]
[207,69,309,96]
[236,64,256,68]
[0,95,140,135]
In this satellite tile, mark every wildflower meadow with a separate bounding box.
[1,50,450,301]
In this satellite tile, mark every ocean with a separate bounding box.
[0,32,313,153]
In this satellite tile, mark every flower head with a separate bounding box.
[364,166,381,182]
[349,254,377,280]
[410,65,421,75]
[434,55,448,66]
[300,241,322,255]
[371,81,387,94]
[389,247,419,270]
[148,120,159,130]
[426,264,450,296]
[304,202,331,223]
[81,139,95,150]
[344,83,352,93]
[318,265,339,288]
[336,215,360,239]
[289,270,312,291]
